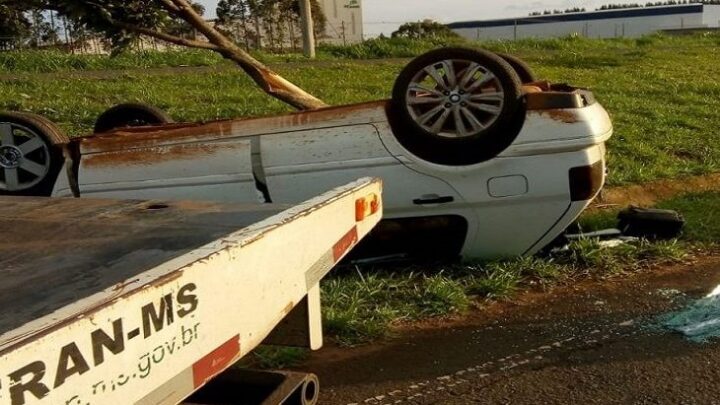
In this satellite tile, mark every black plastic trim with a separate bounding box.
[447,4,702,29]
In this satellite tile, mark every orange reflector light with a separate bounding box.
[355,193,380,222]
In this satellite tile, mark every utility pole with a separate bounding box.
[62,16,71,53]
[342,21,347,46]
[50,10,57,45]
[33,11,41,48]
[513,19,518,40]
[298,0,316,58]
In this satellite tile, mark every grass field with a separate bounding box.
[2,35,719,347]
[1,34,719,185]
[322,239,691,345]
[322,191,719,345]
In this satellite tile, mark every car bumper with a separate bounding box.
[502,101,613,158]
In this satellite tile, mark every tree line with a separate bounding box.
[0,0,326,53]
[529,8,587,16]
[215,0,326,51]
[598,0,720,10]
[0,2,208,51]
[530,0,720,16]
[0,0,328,110]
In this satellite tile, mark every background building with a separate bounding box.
[448,4,720,41]
[318,0,363,44]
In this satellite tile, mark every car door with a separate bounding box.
[74,135,262,204]
[259,123,479,259]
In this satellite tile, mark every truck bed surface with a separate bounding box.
[0,197,284,337]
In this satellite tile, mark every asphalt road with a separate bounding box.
[303,255,720,405]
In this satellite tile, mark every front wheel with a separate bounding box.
[390,47,525,166]
[0,112,67,196]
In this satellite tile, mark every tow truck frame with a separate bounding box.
[0,177,382,405]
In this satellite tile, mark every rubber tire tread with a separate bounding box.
[94,103,174,133]
[496,52,537,84]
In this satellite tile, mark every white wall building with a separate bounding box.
[704,4,720,26]
[448,4,720,41]
[318,0,364,44]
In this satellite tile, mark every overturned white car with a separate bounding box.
[0,48,612,260]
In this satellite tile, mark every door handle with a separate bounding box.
[413,195,455,205]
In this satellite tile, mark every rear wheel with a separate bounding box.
[0,112,67,196]
[390,48,524,166]
[94,103,173,133]
[496,52,537,84]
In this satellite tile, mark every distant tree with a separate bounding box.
[278,0,299,51]
[216,0,326,51]
[309,0,327,44]
[216,0,253,49]
[0,4,30,49]
[28,10,60,47]
[166,2,206,40]
[391,19,460,40]
[532,0,719,16]
[278,0,326,50]
[532,7,586,16]
[9,0,326,110]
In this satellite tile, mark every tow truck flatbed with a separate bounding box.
[0,178,382,405]
[0,198,284,335]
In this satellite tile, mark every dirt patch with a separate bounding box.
[591,173,720,211]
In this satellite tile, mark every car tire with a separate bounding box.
[0,112,67,196]
[94,103,173,133]
[496,52,537,84]
[390,47,524,166]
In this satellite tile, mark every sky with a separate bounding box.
[198,0,651,37]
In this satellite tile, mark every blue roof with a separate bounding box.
[447,4,704,29]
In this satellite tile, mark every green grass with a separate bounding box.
[319,36,467,59]
[657,191,720,243]
[322,271,471,345]
[0,61,401,136]
[576,210,619,233]
[557,238,687,276]
[0,37,461,74]
[0,49,226,73]
[2,34,720,184]
[245,346,309,369]
[322,239,689,345]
